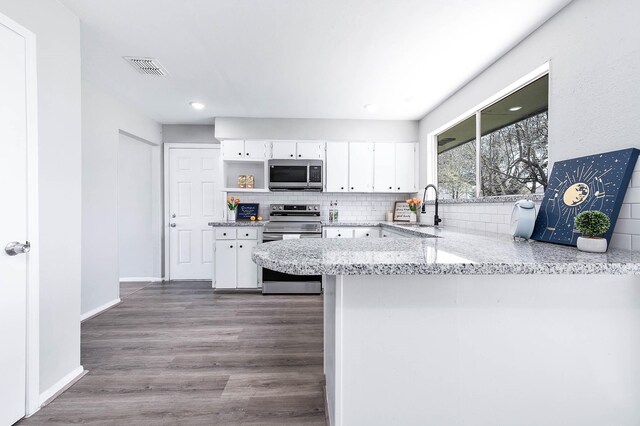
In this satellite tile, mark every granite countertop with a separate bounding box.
[208,221,267,227]
[252,223,640,275]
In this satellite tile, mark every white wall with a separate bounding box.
[0,0,82,397]
[216,117,418,142]
[117,133,162,280]
[163,124,216,144]
[418,0,640,249]
[82,82,162,315]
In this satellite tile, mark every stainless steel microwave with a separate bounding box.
[268,159,323,191]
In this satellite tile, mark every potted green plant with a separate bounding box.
[574,210,611,253]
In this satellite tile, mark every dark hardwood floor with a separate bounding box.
[20,281,326,425]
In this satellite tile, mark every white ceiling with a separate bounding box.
[59,0,572,124]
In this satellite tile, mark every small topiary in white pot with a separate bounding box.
[574,210,611,253]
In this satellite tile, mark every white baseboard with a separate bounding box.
[80,298,121,322]
[119,277,162,282]
[38,366,85,408]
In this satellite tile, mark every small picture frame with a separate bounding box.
[236,203,259,221]
[393,201,412,222]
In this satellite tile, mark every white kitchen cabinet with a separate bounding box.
[296,142,324,159]
[244,140,268,159]
[395,143,417,192]
[354,227,380,238]
[213,227,260,289]
[271,141,297,159]
[324,228,354,238]
[349,143,374,192]
[214,240,237,288]
[236,240,258,288]
[222,140,245,159]
[326,142,349,192]
[373,142,396,192]
[222,140,267,159]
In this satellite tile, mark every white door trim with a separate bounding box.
[163,143,219,281]
[0,11,41,417]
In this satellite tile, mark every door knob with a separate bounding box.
[170,223,177,228]
[5,241,30,256]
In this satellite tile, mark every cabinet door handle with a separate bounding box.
[230,245,233,248]
[341,186,344,190]
[338,234,341,237]
[223,232,226,236]
[238,152,242,156]
[246,152,249,156]
[298,154,301,157]
[239,245,243,248]
[351,187,354,190]
[366,233,369,236]
[290,154,294,157]
[389,186,392,189]
[245,233,249,236]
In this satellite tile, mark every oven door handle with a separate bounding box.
[262,233,321,242]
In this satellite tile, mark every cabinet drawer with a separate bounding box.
[237,228,258,240]
[324,228,354,238]
[215,228,236,239]
[354,227,379,238]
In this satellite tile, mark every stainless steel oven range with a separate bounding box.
[261,204,322,294]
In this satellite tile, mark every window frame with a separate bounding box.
[428,63,550,198]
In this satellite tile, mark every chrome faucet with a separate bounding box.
[421,184,442,226]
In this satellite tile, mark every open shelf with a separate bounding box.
[222,188,270,193]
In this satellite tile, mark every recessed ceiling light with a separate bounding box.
[509,106,522,111]
[190,101,205,110]
[364,103,377,111]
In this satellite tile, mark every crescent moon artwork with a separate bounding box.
[531,148,639,246]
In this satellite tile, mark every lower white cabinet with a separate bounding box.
[324,228,354,238]
[324,227,380,238]
[237,240,258,288]
[213,227,260,289]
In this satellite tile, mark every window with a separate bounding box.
[437,75,548,199]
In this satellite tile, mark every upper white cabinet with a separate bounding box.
[222,140,267,159]
[271,141,297,159]
[349,143,374,192]
[326,142,349,192]
[296,142,324,159]
[395,143,417,192]
[271,141,325,159]
[373,143,396,192]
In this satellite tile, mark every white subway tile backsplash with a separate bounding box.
[610,233,632,250]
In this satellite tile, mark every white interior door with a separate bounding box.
[0,20,29,425]
[169,147,220,280]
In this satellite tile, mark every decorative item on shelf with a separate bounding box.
[574,210,611,253]
[531,148,639,246]
[237,175,246,188]
[245,175,254,189]
[226,196,239,221]
[510,199,536,240]
[386,211,394,222]
[236,203,259,221]
[406,197,422,223]
[393,200,412,222]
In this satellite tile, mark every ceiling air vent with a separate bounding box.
[123,56,169,76]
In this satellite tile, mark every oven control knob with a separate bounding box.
[279,206,283,210]
[314,206,318,210]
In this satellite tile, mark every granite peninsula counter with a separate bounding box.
[252,225,640,426]
[252,224,640,275]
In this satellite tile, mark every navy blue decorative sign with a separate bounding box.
[531,148,639,246]
[236,203,259,221]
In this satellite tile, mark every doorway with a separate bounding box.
[117,132,162,282]
[164,145,221,280]
[0,12,39,423]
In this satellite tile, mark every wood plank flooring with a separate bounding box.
[20,281,326,425]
